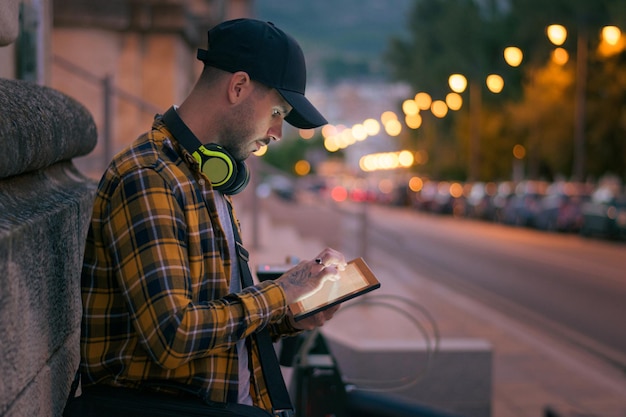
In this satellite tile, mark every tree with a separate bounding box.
[385,0,626,182]
[385,0,520,181]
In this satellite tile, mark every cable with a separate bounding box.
[292,294,440,393]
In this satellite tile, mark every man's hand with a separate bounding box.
[275,247,347,306]
[287,304,340,331]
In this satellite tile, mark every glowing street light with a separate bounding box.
[503,46,523,67]
[547,24,567,46]
[294,160,311,176]
[402,99,419,116]
[602,25,622,46]
[405,113,423,129]
[599,25,625,57]
[551,47,569,65]
[363,118,380,136]
[545,23,590,181]
[448,74,468,93]
[486,74,504,93]
[446,92,463,111]
[384,119,402,136]
[380,110,398,125]
[415,92,432,110]
[431,100,449,118]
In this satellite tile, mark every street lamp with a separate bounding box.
[546,24,567,46]
[503,46,523,67]
[601,26,621,45]
[449,73,480,180]
[546,23,586,182]
[486,74,504,93]
[448,72,503,181]
[448,74,467,93]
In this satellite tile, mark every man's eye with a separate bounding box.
[272,109,281,116]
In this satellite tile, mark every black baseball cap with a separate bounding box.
[197,18,327,129]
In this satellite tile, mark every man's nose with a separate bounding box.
[268,121,283,142]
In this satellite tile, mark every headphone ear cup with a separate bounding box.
[226,161,250,195]
[198,144,249,195]
[200,152,236,189]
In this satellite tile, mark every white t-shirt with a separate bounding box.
[214,192,253,406]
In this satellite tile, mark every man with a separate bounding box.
[78,18,345,414]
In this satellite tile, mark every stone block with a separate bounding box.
[324,333,493,417]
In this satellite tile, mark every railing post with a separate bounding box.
[102,74,113,169]
[359,201,369,259]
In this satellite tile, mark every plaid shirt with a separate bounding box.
[80,115,296,411]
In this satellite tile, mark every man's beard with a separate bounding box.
[218,100,257,162]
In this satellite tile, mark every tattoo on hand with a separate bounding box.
[289,264,312,286]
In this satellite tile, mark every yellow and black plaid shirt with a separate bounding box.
[80,116,296,411]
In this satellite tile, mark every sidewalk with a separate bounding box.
[236,199,626,417]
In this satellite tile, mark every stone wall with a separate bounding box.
[0,78,97,417]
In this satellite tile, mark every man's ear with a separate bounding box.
[227,71,252,103]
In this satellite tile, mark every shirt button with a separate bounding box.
[198,179,205,186]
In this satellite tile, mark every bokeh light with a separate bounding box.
[405,113,423,129]
[513,144,526,159]
[448,74,467,93]
[381,110,398,125]
[431,100,449,118]
[363,118,381,136]
[384,118,402,136]
[299,129,314,139]
[446,92,463,111]
[415,92,433,110]
[408,176,424,192]
[253,145,268,156]
[602,26,622,45]
[551,47,569,65]
[294,159,311,176]
[504,46,523,67]
[547,24,567,46]
[486,74,504,93]
[402,99,419,116]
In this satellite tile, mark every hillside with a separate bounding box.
[253,0,414,82]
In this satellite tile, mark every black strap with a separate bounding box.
[227,203,294,416]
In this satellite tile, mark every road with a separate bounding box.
[257,193,626,372]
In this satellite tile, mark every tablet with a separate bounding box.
[289,257,381,321]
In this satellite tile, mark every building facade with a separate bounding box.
[1,0,254,178]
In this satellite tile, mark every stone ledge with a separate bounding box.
[0,79,97,179]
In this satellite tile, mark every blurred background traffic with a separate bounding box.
[267,174,626,242]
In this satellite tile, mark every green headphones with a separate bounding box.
[162,107,250,195]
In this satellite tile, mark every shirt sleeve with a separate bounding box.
[103,167,288,370]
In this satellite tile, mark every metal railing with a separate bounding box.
[52,54,161,166]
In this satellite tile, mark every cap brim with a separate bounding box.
[278,89,327,129]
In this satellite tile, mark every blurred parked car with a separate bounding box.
[534,182,591,233]
[411,180,438,212]
[580,186,626,240]
[465,182,498,220]
[491,181,515,223]
[500,180,548,227]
